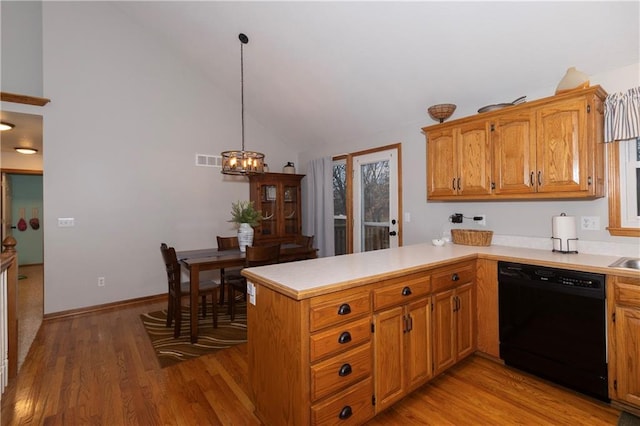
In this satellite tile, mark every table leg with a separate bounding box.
[190,266,200,344]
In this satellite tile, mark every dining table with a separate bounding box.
[177,243,317,343]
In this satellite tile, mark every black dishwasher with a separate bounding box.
[498,261,608,401]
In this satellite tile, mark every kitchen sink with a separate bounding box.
[609,257,640,270]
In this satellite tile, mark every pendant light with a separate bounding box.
[221,33,265,175]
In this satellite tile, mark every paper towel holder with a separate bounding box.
[551,212,578,253]
[550,236,579,254]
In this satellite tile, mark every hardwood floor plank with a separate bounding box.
[1,300,621,425]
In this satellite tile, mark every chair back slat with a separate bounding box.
[246,243,280,267]
[160,243,182,296]
[217,235,240,250]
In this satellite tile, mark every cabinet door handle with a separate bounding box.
[338,331,352,344]
[530,172,535,186]
[339,406,353,420]
[407,314,413,332]
[457,177,461,191]
[451,273,459,282]
[401,286,412,296]
[338,363,352,377]
[452,178,456,190]
[337,303,351,316]
[537,171,542,186]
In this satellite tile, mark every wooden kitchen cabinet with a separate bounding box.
[431,262,476,376]
[249,172,304,244]
[608,275,640,413]
[424,86,606,200]
[373,272,432,412]
[426,120,492,198]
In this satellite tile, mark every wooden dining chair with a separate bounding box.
[216,235,242,305]
[160,243,220,338]
[227,243,281,321]
[296,235,314,249]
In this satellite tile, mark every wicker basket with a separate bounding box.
[451,229,493,246]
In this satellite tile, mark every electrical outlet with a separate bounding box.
[450,213,463,223]
[474,214,487,226]
[98,277,105,287]
[581,216,600,231]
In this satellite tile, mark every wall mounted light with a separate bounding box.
[14,147,38,155]
[0,122,15,131]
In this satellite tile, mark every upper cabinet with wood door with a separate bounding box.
[423,86,607,201]
[427,121,492,198]
[249,172,304,244]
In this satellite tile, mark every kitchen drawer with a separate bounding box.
[614,281,640,308]
[310,292,371,332]
[373,275,431,311]
[431,261,475,293]
[310,316,371,362]
[310,342,372,401]
[310,376,375,426]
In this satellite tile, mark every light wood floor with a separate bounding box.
[16,264,43,370]
[1,299,620,425]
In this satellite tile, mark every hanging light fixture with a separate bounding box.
[221,33,265,175]
[0,121,15,131]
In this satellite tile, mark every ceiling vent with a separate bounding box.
[195,154,222,168]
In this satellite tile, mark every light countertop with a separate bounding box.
[241,243,640,300]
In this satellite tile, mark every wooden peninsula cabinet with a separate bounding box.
[372,273,432,412]
[608,274,640,414]
[249,172,304,244]
[431,261,476,375]
[424,86,606,201]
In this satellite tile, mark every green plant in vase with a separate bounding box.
[229,200,262,252]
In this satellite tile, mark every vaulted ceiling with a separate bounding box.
[112,1,638,151]
[2,2,639,156]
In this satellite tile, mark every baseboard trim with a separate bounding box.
[44,294,167,321]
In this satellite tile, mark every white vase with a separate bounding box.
[237,223,254,252]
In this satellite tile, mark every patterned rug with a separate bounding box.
[140,301,247,368]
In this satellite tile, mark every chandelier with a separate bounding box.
[221,33,265,175]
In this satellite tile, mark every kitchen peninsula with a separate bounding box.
[241,243,640,425]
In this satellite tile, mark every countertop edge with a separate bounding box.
[242,248,640,301]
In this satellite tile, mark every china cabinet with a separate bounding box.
[249,172,304,244]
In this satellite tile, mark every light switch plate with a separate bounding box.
[58,217,75,227]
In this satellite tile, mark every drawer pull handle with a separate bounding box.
[338,363,352,377]
[338,331,352,344]
[338,406,353,420]
[402,286,412,296]
[337,303,351,315]
[452,273,459,282]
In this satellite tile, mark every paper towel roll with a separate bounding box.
[552,213,577,252]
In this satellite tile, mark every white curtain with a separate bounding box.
[604,86,640,142]
[302,157,334,258]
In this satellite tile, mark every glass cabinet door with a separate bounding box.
[283,184,298,236]
[260,184,277,236]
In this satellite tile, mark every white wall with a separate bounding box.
[299,62,640,254]
[41,2,295,313]
[1,1,43,96]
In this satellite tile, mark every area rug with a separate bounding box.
[140,301,247,368]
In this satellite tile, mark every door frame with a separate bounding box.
[334,143,403,254]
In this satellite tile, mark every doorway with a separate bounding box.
[332,143,402,255]
[1,109,44,371]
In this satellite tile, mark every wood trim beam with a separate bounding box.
[1,91,50,106]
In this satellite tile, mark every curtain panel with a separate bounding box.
[604,86,640,142]
[302,157,335,258]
